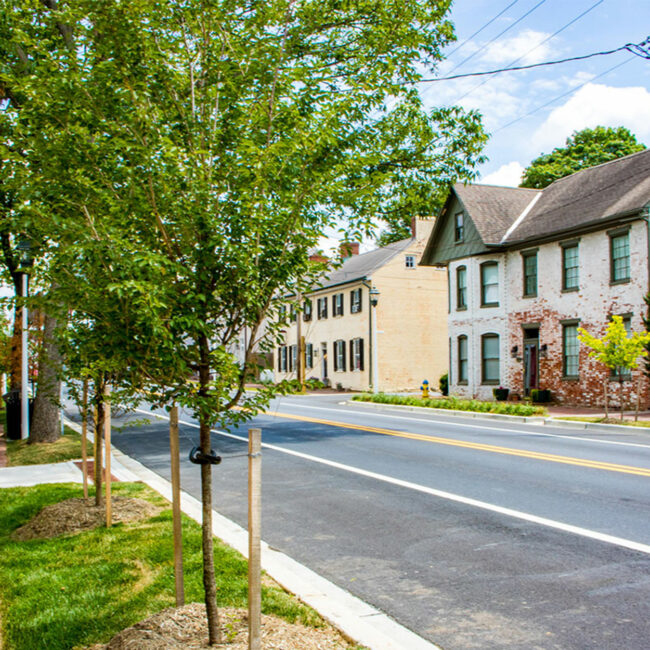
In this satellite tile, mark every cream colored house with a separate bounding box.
[274,218,448,392]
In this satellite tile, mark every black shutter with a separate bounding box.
[359,338,364,371]
[358,289,363,312]
[341,341,346,371]
[333,341,339,371]
[350,291,354,311]
[340,295,344,316]
[332,295,336,315]
[349,340,354,370]
[278,347,282,372]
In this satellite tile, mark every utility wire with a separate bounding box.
[491,55,635,134]
[443,0,549,76]
[417,37,649,83]
[453,0,605,102]
[443,0,522,61]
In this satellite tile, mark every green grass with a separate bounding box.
[5,426,83,467]
[556,416,650,428]
[0,482,343,650]
[351,392,547,417]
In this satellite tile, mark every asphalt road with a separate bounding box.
[93,394,650,650]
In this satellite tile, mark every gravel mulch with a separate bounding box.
[11,496,161,541]
[87,603,353,649]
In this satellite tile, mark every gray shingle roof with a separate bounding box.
[505,148,650,243]
[454,183,540,244]
[313,238,412,291]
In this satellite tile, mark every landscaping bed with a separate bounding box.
[352,392,547,417]
[0,482,361,650]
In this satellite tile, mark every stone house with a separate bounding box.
[420,149,650,407]
[274,218,448,391]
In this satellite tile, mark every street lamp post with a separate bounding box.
[17,239,33,440]
[369,286,380,393]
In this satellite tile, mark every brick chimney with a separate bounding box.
[309,253,328,264]
[339,242,360,259]
[411,216,436,242]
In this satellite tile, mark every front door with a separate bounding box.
[321,343,328,382]
[523,341,539,395]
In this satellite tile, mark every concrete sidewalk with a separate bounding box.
[0,423,440,650]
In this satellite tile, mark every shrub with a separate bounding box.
[351,392,546,417]
[439,373,448,396]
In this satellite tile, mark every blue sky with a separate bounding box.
[426,0,650,186]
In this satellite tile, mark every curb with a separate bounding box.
[347,400,649,434]
[64,419,440,650]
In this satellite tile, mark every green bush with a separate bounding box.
[351,392,546,417]
[439,373,448,396]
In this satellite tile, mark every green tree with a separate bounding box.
[577,316,650,420]
[3,0,488,642]
[520,126,646,189]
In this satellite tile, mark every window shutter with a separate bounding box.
[278,347,282,372]
[341,341,346,371]
[333,342,339,371]
[350,291,354,311]
[349,340,354,370]
[332,295,336,314]
[359,338,364,371]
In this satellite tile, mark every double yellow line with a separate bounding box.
[262,410,650,478]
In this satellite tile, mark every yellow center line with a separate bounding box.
[255,409,650,478]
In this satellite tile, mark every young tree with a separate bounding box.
[520,126,646,189]
[5,0,488,643]
[577,316,650,420]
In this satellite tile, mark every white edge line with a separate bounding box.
[133,408,650,557]
[283,403,650,450]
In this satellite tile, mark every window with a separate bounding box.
[480,262,499,307]
[278,305,287,321]
[612,314,632,378]
[454,212,464,242]
[350,288,362,313]
[305,343,313,370]
[278,346,288,372]
[289,345,297,372]
[562,243,579,291]
[456,265,467,310]
[522,250,537,297]
[333,340,346,371]
[562,322,579,378]
[405,255,415,269]
[317,297,328,319]
[303,299,312,322]
[333,293,344,316]
[610,230,630,283]
[349,338,364,371]
[290,305,297,322]
[458,335,468,384]
[481,333,500,384]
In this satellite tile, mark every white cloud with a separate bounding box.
[480,161,525,187]
[481,30,555,66]
[530,83,650,155]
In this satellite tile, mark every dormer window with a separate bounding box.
[454,212,464,242]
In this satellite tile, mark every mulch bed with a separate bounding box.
[87,603,352,649]
[11,496,161,541]
[74,459,121,484]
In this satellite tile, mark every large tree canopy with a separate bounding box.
[1,0,488,642]
[520,126,646,189]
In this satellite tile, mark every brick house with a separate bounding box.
[420,149,650,407]
[274,218,448,391]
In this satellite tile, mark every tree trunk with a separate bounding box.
[94,387,104,507]
[199,335,220,645]
[30,310,62,443]
[619,377,625,421]
[604,380,609,419]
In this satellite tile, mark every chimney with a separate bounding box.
[412,216,436,242]
[309,253,328,264]
[339,242,360,259]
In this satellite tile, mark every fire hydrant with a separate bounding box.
[421,379,429,398]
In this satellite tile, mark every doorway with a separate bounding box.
[321,342,328,382]
[523,327,539,396]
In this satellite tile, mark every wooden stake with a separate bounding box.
[169,405,185,606]
[81,379,89,502]
[248,428,262,650]
[104,384,112,527]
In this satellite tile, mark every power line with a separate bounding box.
[491,55,635,134]
[444,0,549,76]
[452,0,605,103]
[443,0,522,61]
[417,37,649,83]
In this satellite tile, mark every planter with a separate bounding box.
[493,388,509,401]
[530,388,551,403]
